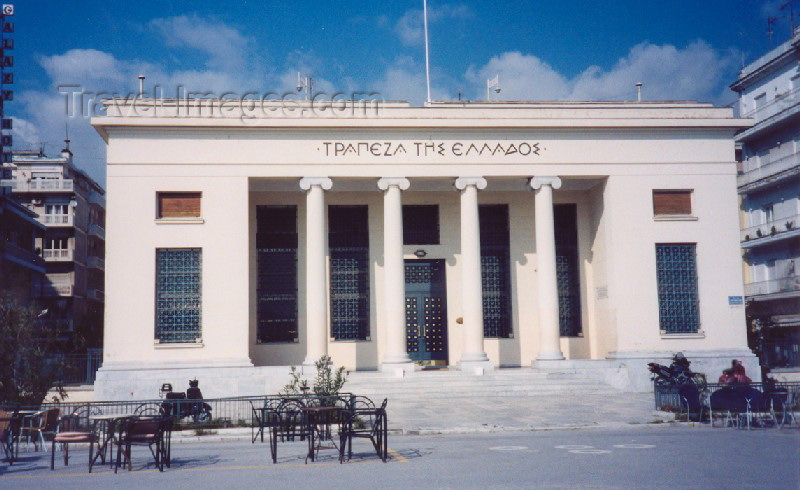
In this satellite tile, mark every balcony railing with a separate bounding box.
[744,276,800,297]
[34,283,73,297]
[88,223,105,240]
[42,214,74,226]
[0,179,74,192]
[741,86,800,123]
[87,255,105,270]
[0,241,45,271]
[42,248,73,261]
[741,213,800,242]
[738,150,800,189]
[86,288,104,302]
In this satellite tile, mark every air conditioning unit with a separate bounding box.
[31,198,42,205]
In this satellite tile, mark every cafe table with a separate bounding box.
[300,406,344,463]
[89,413,136,467]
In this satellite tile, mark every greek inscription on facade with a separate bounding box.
[320,141,542,157]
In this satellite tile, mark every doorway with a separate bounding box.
[405,259,448,365]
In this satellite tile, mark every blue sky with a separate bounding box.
[7,0,794,185]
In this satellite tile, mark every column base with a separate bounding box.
[302,356,329,375]
[458,357,494,375]
[536,351,565,361]
[380,361,416,377]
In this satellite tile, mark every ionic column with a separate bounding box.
[300,177,333,369]
[530,176,564,361]
[378,178,414,375]
[455,177,493,373]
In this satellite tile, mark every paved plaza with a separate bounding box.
[2,426,798,489]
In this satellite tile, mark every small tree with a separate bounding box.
[281,355,348,405]
[0,292,67,405]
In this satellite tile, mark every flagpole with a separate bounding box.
[423,0,432,105]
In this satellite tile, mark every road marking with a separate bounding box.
[388,448,408,463]
[568,449,612,454]
[555,445,594,450]
[612,444,655,449]
[490,446,528,451]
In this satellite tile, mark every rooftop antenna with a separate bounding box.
[487,75,500,101]
[64,123,70,152]
[296,71,312,100]
[138,75,145,96]
[768,16,778,45]
[423,0,432,105]
[636,82,643,102]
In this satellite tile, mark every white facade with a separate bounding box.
[91,100,755,398]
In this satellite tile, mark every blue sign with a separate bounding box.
[728,296,744,306]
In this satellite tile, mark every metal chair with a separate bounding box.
[339,398,388,463]
[0,410,14,464]
[27,408,60,451]
[50,410,99,472]
[115,416,170,472]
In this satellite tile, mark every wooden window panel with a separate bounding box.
[158,192,201,218]
[653,190,692,216]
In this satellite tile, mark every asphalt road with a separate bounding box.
[2,426,798,489]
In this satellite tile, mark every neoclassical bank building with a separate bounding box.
[91,99,755,398]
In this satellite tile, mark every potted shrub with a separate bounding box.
[771,225,777,235]
[756,228,764,237]
[786,220,794,230]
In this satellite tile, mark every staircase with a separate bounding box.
[344,368,654,433]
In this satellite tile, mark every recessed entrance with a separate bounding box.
[405,259,448,365]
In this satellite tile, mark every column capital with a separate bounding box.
[455,177,487,191]
[529,176,562,190]
[299,177,333,191]
[377,177,410,191]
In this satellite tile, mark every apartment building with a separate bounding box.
[731,29,800,374]
[1,146,106,345]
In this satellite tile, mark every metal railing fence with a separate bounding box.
[1,392,361,429]
[654,381,800,411]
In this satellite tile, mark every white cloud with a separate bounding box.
[148,14,251,73]
[465,52,570,101]
[395,3,472,46]
[466,41,738,103]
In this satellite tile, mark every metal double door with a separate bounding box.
[404,259,448,363]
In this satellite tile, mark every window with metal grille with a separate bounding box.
[653,190,692,216]
[555,204,582,337]
[329,206,370,340]
[155,248,202,343]
[256,206,298,342]
[655,243,700,334]
[480,205,512,338]
[157,192,201,218]
[403,205,439,244]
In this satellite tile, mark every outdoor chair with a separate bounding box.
[0,410,14,464]
[779,391,798,428]
[252,397,282,444]
[25,408,60,452]
[677,385,704,422]
[134,402,164,417]
[339,398,388,463]
[50,410,99,472]
[115,415,171,472]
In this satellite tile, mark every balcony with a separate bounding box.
[42,248,73,262]
[0,241,46,272]
[744,276,800,299]
[738,150,800,192]
[88,223,105,240]
[741,213,800,248]
[86,288,104,302]
[741,86,800,124]
[87,255,105,270]
[88,191,106,208]
[0,179,74,192]
[42,213,74,227]
[34,282,74,297]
